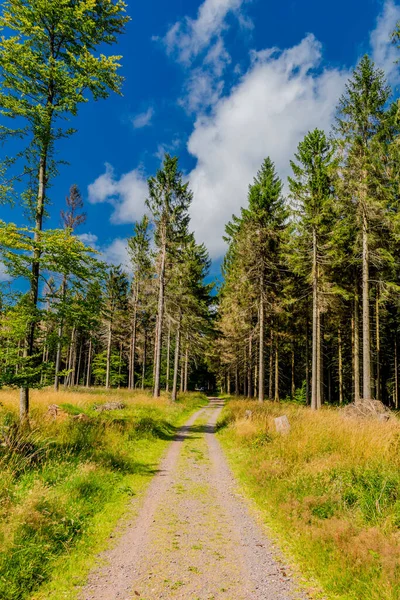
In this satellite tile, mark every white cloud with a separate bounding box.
[370,0,400,84]
[0,262,11,282]
[77,233,99,248]
[88,164,148,225]
[187,34,349,258]
[102,238,130,270]
[163,0,250,112]
[164,0,249,65]
[131,107,154,129]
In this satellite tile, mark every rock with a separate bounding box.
[341,399,393,421]
[274,415,291,435]
[47,404,61,419]
[94,402,125,412]
[72,413,91,422]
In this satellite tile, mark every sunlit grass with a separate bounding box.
[218,399,400,600]
[0,387,208,600]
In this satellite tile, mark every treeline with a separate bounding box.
[0,0,214,419]
[0,157,214,413]
[215,53,400,409]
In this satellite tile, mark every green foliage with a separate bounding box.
[0,390,208,599]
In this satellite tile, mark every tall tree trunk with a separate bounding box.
[354,291,360,403]
[376,287,381,401]
[154,239,166,398]
[227,368,231,395]
[316,309,322,408]
[338,326,343,405]
[291,342,295,399]
[20,153,48,419]
[258,289,265,402]
[235,362,239,396]
[274,337,279,402]
[76,339,83,386]
[129,286,138,389]
[311,227,320,410]
[65,327,76,387]
[395,336,398,410]
[118,342,123,389]
[243,347,247,397]
[171,314,181,402]
[142,329,147,390]
[306,317,310,405]
[106,320,112,389]
[248,335,252,398]
[54,276,66,392]
[165,320,171,392]
[180,355,184,393]
[362,212,371,400]
[268,327,273,400]
[86,336,92,388]
[184,337,189,392]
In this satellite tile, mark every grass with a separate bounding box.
[217,398,400,600]
[0,387,208,600]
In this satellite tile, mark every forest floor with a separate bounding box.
[79,398,307,600]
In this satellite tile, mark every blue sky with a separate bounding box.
[2,0,400,282]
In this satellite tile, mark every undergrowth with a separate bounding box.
[0,388,207,600]
[218,399,400,600]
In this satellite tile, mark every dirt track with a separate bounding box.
[80,399,306,600]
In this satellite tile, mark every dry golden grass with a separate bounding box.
[219,399,400,600]
[0,387,171,418]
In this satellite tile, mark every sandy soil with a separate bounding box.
[80,399,307,600]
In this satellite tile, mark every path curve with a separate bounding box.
[80,399,306,600]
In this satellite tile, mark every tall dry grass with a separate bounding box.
[219,400,400,600]
[0,387,208,600]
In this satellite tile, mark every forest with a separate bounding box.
[1,3,400,418]
[2,2,400,600]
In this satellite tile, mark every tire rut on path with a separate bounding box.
[80,399,306,600]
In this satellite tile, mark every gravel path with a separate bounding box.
[80,399,307,600]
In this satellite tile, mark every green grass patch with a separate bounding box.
[0,389,208,600]
[218,399,400,600]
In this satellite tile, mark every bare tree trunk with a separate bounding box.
[86,337,92,388]
[362,212,371,400]
[306,317,310,405]
[395,336,398,410]
[54,276,66,392]
[65,327,76,387]
[311,227,319,410]
[118,342,123,389]
[318,312,323,407]
[154,239,166,398]
[165,320,171,392]
[376,287,381,401]
[243,347,247,397]
[235,362,239,396]
[129,287,138,389]
[268,327,273,400]
[20,153,48,419]
[354,291,360,403]
[258,289,265,402]
[142,329,147,390]
[227,368,231,395]
[106,320,112,389]
[171,314,181,402]
[76,338,83,386]
[184,337,189,392]
[180,355,184,393]
[291,342,295,399]
[274,337,279,402]
[248,335,252,398]
[338,326,343,405]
